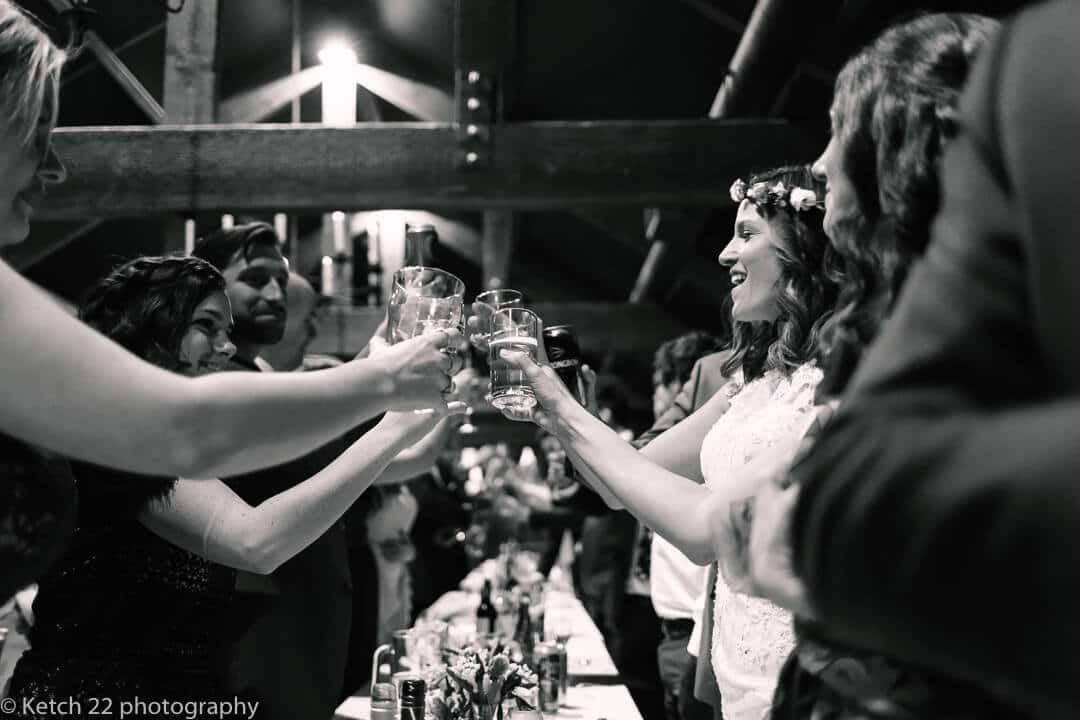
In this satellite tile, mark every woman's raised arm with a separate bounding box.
[0,260,456,478]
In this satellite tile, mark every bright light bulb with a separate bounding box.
[317,41,357,68]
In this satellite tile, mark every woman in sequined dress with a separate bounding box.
[0,0,456,611]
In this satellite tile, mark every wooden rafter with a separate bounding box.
[38,120,804,219]
[46,0,164,123]
[0,219,104,270]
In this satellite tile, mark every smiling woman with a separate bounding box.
[0,0,459,608]
[718,165,837,384]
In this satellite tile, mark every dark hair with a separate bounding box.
[653,331,726,387]
[818,12,997,397]
[79,256,227,372]
[721,165,838,382]
[191,222,282,272]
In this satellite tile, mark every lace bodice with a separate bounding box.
[700,363,822,720]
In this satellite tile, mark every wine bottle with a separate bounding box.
[476,579,497,637]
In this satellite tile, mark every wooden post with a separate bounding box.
[456,0,518,289]
[163,0,219,253]
[163,0,219,124]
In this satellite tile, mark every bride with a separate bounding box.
[497,164,839,719]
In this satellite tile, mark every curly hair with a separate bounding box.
[817,13,998,397]
[653,331,727,387]
[79,256,227,372]
[720,165,839,382]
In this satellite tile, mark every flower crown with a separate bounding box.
[729,178,823,213]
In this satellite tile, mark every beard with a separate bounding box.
[232,314,286,346]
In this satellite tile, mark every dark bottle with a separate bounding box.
[404,223,438,266]
[399,677,427,720]
[476,579,497,637]
[514,594,535,664]
[542,325,587,405]
[542,325,587,486]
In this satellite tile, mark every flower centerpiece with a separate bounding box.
[424,642,538,720]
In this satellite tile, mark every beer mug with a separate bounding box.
[387,266,465,344]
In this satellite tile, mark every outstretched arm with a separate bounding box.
[501,351,725,564]
[0,260,457,478]
[140,405,465,574]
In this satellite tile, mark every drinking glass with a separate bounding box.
[488,307,540,413]
[387,266,466,344]
[473,289,523,349]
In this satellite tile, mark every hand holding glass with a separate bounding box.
[488,307,540,413]
[387,266,465,412]
[472,289,523,350]
[387,266,466,343]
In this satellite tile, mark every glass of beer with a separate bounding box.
[473,289,523,348]
[387,266,466,344]
[488,307,540,412]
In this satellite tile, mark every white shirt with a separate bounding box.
[649,534,708,621]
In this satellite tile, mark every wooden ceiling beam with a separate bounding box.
[710,0,841,119]
[37,119,803,219]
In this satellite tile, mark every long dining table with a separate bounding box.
[334,586,642,720]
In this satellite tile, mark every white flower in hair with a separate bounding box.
[729,179,747,203]
[789,187,819,212]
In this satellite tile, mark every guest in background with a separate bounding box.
[542,333,727,720]
[192,225,463,719]
[7,256,462,714]
[260,272,329,372]
[648,333,726,720]
[0,0,457,606]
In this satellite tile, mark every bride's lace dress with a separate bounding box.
[699,363,822,720]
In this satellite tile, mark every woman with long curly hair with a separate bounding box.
[7,256,463,710]
[813,12,999,397]
[494,164,839,720]
[725,13,1004,720]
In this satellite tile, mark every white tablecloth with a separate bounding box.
[333,588,638,719]
[336,683,641,720]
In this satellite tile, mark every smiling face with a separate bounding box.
[718,200,785,323]
[221,243,290,349]
[177,291,236,376]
